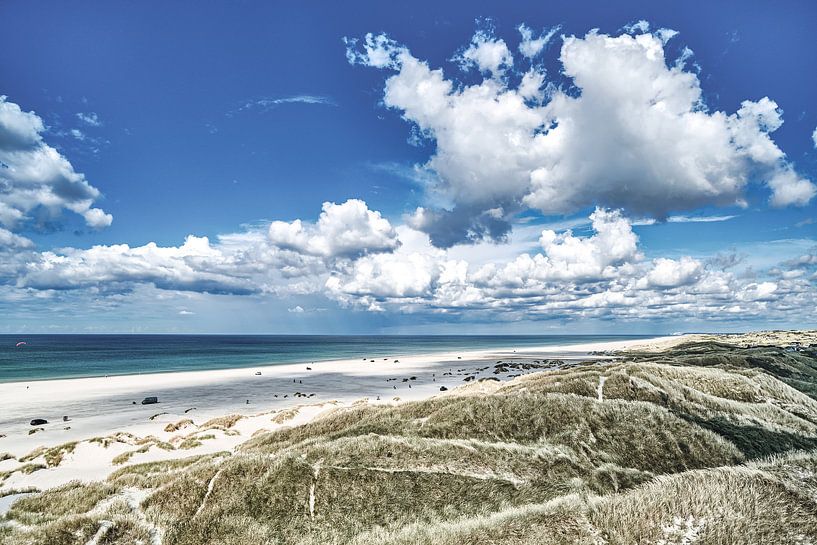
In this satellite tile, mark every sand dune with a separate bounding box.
[2,331,816,544]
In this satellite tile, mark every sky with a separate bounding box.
[0,0,815,334]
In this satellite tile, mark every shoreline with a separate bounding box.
[0,333,662,385]
[0,334,678,494]
[0,334,676,392]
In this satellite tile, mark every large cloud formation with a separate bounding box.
[346,25,815,247]
[324,207,817,323]
[0,96,112,246]
[15,199,400,296]
[3,197,815,325]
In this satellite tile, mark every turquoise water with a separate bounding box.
[0,334,655,382]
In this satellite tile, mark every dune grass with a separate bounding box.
[18,442,78,468]
[5,481,119,525]
[164,418,194,433]
[2,338,817,544]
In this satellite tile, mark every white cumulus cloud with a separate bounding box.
[455,28,514,77]
[268,199,399,258]
[0,95,112,240]
[346,27,815,246]
[642,256,703,288]
[21,235,257,295]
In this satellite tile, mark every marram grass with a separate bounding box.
[2,341,817,544]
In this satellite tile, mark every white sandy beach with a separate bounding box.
[0,335,678,495]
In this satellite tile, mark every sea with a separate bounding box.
[0,334,656,383]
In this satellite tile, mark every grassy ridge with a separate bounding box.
[2,340,817,544]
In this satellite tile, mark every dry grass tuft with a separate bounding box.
[200,414,244,429]
[164,418,195,433]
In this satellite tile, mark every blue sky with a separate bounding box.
[0,0,815,333]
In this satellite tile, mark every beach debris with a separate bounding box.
[457,356,461,359]
[149,412,168,421]
[63,426,71,430]
[28,428,44,435]
[15,341,26,348]
[29,418,47,426]
[306,366,312,370]
[184,407,196,413]
[394,359,399,363]
[62,415,70,422]
[439,386,448,391]
[141,396,159,405]
[255,371,262,376]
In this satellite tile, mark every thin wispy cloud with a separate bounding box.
[633,215,738,226]
[365,161,438,187]
[232,95,337,115]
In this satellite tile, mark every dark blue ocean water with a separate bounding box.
[0,334,654,382]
